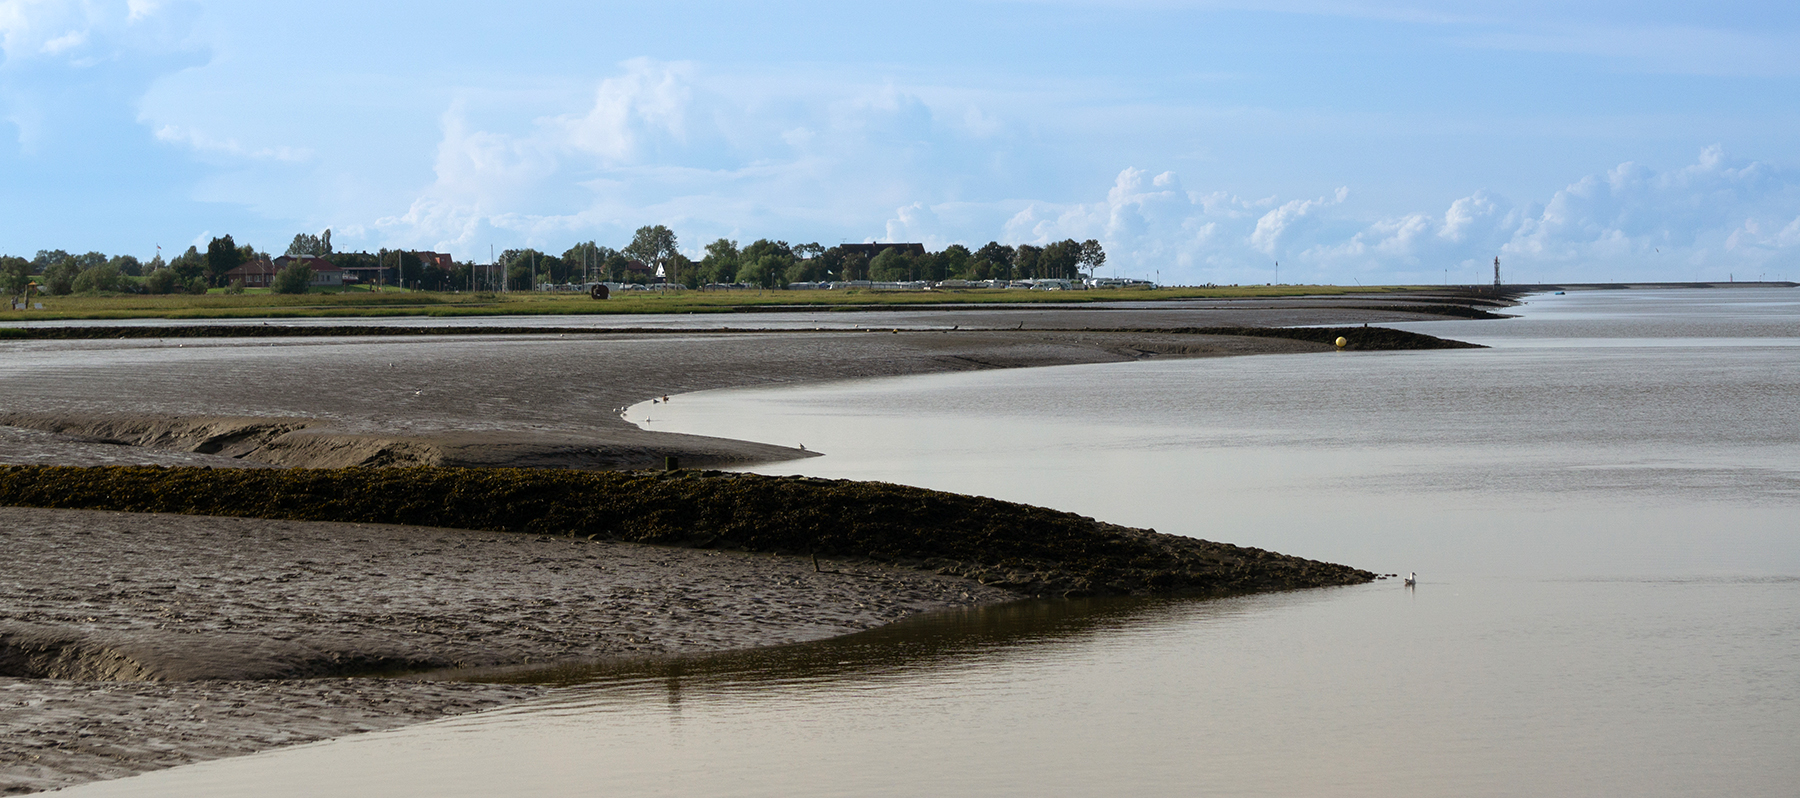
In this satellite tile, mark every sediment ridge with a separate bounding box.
[0,413,815,471]
[0,465,1375,604]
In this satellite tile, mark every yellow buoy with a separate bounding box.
[1335,336,1348,348]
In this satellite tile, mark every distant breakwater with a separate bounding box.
[0,466,1374,598]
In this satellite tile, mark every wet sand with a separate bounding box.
[0,508,1012,793]
[0,298,1480,793]
[0,328,1336,470]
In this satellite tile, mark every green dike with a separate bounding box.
[0,465,1374,597]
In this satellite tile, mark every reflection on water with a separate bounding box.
[61,577,1800,798]
[641,288,1800,580]
[59,289,1800,797]
[434,593,1268,689]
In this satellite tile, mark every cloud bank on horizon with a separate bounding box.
[3,0,1799,284]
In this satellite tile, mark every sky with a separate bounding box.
[3,0,1799,285]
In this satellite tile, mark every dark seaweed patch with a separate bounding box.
[0,466,1373,597]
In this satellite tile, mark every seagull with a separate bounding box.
[798,443,806,451]
[1404,572,1417,587]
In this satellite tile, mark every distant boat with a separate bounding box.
[1554,291,1566,295]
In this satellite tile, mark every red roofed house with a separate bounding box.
[224,259,280,288]
[272,255,343,286]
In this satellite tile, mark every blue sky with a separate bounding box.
[3,0,1798,285]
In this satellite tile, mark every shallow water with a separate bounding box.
[62,288,1800,797]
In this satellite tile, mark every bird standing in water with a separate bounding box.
[1404,572,1417,587]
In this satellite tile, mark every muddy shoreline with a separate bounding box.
[0,508,1011,794]
[0,299,1481,793]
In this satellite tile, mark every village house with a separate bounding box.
[223,259,280,288]
[271,255,344,286]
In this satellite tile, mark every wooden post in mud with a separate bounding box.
[665,456,679,471]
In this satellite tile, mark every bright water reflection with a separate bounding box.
[639,288,1800,579]
[64,580,1800,797]
[63,289,1800,797]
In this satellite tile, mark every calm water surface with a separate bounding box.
[67,288,1800,797]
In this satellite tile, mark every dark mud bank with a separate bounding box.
[0,466,1374,602]
[0,412,813,471]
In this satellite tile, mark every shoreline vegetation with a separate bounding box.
[0,466,1377,603]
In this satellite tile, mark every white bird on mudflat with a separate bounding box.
[1403,572,1417,587]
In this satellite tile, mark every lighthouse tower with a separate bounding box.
[1493,256,1501,293]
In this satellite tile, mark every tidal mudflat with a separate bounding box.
[0,295,1484,793]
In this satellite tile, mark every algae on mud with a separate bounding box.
[0,465,1373,597]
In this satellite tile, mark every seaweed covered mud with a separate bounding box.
[0,465,1374,600]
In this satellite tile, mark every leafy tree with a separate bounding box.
[1039,239,1081,280]
[699,238,740,284]
[497,249,558,289]
[815,247,848,282]
[72,263,123,293]
[271,263,313,294]
[107,254,143,277]
[784,255,829,283]
[624,225,680,284]
[286,229,333,257]
[186,276,209,295]
[448,262,474,291]
[562,242,617,284]
[143,268,181,294]
[776,241,828,284]
[940,244,971,280]
[379,249,435,290]
[75,251,107,269]
[224,278,246,294]
[30,250,72,273]
[973,242,1013,281]
[1013,244,1042,279]
[169,246,205,281]
[146,253,166,272]
[43,258,80,295]
[736,239,793,287]
[205,235,245,287]
[1078,239,1106,278]
[869,247,908,281]
[738,254,783,288]
[596,249,631,282]
[1,256,29,298]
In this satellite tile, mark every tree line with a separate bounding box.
[3,224,1107,299]
[494,228,1106,289]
